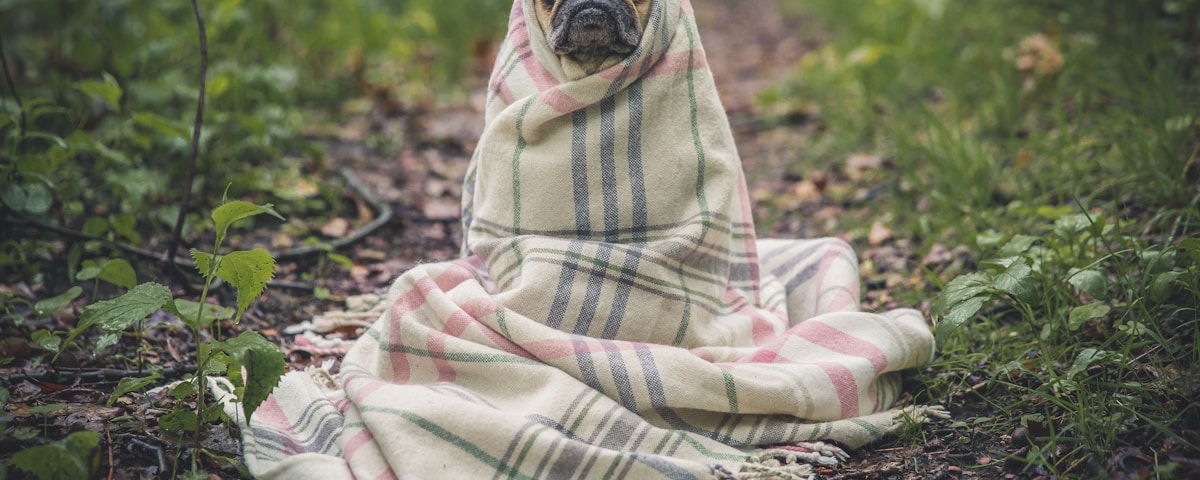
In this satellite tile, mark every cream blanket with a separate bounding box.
[237,0,940,478]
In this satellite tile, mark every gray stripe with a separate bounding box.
[573,246,611,334]
[547,240,583,330]
[491,418,539,480]
[601,247,643,339]
[574,338,604,393]
[627,80,649,241]
[572,110,591,236]
[600,96,620,242]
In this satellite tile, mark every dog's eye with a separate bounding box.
[541,0,556,9]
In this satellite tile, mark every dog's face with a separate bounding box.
[534,0,653,75]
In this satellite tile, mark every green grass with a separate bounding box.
[765,0,1200,476]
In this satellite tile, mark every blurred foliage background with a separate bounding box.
[0,0,509,280]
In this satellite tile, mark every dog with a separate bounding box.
[533,0,654,75]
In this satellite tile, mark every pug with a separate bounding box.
[533,0,654,76]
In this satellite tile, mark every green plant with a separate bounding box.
[10,430,101,480]
[931,212,1200,475]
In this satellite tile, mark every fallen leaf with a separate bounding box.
[868,221,893,246]
[922,243,953,265]
[321,218,351,238]
[845,154,883,180]
[789,179,822,204]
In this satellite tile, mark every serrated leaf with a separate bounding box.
[1067,268,1108,300]
[107,374,161,406]
[11,430,99,480]
[159,408,198,433]
[975,230,1004,250]
[934,295,987,343]
[211,201,285,247]
[74,75,122,111]
[931,272,991,312]
[191,249,221,279]
[62,283,171,354]
[99,258,137,289]
[217,248,276,322]
[168,299,235,329]
[95,332,121,351]
[170,380,197,399]
[998,234,1038,256]
[218,331,285,422]
[991,257,1036,304]
[1066,348,1113,379]
[33,286,82,318]
[1053,213,1092,238]
[1068,302,1110,331]
[31,330,62,353]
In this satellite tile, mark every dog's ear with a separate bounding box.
[630,0,652,30]
[533,0,560,37]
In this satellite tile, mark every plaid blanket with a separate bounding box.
[235,0,942,478]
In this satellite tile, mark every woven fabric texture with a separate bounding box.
[236,0,938,478]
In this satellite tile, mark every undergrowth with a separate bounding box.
[768,0,1200,476]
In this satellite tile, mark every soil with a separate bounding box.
[1,1,1180,479]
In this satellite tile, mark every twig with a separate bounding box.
[274,167,394,260]
[183,1,211,456]
[106,429,115,480]
[10,366,196,384]
[0,33,26,153]
[166,0,210,268]
[1,168,394,265]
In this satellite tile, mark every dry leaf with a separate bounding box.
[321,217,351,238]
[868,220,893,246]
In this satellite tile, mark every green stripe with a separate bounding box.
[722,371,739,414]
[508,425,551,479]
[365,328,540,365]
[849,418,886,439]
[510,99,535,262]
[358,407,539,480]
[600,452,626,480]
[683,17,710,233]
[567,392,606,434]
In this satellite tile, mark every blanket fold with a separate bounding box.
[237,0,938,478]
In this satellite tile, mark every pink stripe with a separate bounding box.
[425,329,457,382]
[344,370,387,402]
[818,361,860,418]
[538,88,588,113]
[680,0,695,16]
[797,322,889,373]
[433,262,475,291]
[813,243,859,312]
[461,298,538,359]
[255,395,291,431]
[372,470,399,480]
[387,280,434,383]
[342,427,376,461]
[644,50,708,78]
[743,346,782,364]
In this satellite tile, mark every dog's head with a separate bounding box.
[534,0,653,75]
